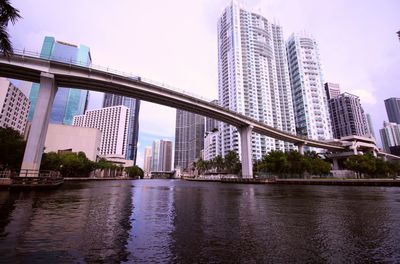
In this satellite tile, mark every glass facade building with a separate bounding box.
[28,36,92,125]
[174,109,204,171]
[103,93,141,164]
[384,97,400,124]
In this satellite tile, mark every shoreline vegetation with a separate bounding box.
[1,127,399,186]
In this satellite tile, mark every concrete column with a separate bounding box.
[297,144,305,155]
[332,158,339,170]
[239,125,253,178]
[21,73,57,174]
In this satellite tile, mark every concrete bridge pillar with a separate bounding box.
[239,125,253,178]
[332,158,339,170]
[297,144,305,155]
[21,73,57,174]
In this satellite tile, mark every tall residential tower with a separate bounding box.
[217,2,296,160]
[286,33,332,141]
[328,92,369,139]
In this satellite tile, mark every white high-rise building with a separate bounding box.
[217,2,296,160]
[286,33,332,141]
[380,121,400,154]
[73,105,130,157]
[203,130,221,161]
[0,78,30,134]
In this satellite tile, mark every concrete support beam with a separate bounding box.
[332,158,339,170]
[21,73,57,174]
[297,144,305,155]
[239,125,253,178]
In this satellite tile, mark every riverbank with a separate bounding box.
[184,177,400,187]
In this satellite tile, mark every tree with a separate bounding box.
[0,127,25,169]
[0,0,22,56]
[195,158,207,175]
[125,165,144,179]
[40,152,61,171]
[41,151,94,177]
[213,155,225,172]
[307,156,331,176]
[287,150,308,177]
[344,154,376,178]
[224,150,241,174]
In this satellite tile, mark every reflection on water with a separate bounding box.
[1,180,400,263]
[0,181,133,263]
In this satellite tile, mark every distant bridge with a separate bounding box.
[0,50,348,178]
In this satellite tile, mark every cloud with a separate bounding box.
[351,89,377,105]
[9,0,400,152]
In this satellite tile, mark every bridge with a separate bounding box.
[0,50,348,178]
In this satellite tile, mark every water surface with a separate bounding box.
[1,180,399,263]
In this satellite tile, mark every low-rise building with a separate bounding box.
[44,124,101,161]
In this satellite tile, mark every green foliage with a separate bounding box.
[344,154,400,178]
[194,151,241,175]
[224,151,241,174]
[0,127,26,169]
[125,165,144,179]
[255,150,332,178]
[194,158,208,174]
[95,158,119,170]
[41,151,94,177]
[257,150,288,174]
[40,151,61,171]
[0,0,22,56]
[213,155,224,171]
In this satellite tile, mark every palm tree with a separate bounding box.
[0,0,21,56]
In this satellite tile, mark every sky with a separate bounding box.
[8,0,400,168]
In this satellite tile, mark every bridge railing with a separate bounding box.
[12,48,213,102]
[0,169,62,178]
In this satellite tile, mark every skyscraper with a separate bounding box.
[205,100,219,133]
[174,109,204,171]
[143,146,152,175]
[28,36,92,125]
[384,97,400,124]
[217,2,296,160]
[286,33,332,141]
[366,113,376,138]
[324,82,341,100]
[151,140,173,172]
[380,121,400,155]
[103,94,141,164]
[328,92,369,139]
[73,105,130,158]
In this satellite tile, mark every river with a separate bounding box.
[0,179,400,263]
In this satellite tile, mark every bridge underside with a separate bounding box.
[0,54,357,178]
